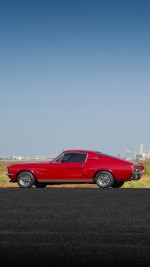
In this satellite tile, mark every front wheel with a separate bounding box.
[17,171,35,188]
[95,171,114,188]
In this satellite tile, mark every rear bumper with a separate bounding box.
[129,170,144,180]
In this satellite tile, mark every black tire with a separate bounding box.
[17,171,35,188]
[111,181,124,188]
[95,171,114,188]
[35,182,47,188]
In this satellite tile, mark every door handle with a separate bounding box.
[78,163,84,166]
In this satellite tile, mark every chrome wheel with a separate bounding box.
[95,171,114,188]
[17,171,35,188]
[19,173,31,187]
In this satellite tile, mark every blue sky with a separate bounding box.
[0,0,150,157]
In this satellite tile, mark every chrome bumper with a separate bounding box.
[6,173,14,178]
[130,170,144,180]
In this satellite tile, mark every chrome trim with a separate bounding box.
[6,174,14,177]
[38,179,92,183]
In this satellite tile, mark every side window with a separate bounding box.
[73,153,87,162]
[54,154,64,162]
[61,153,74,162]
[61,153,87,163]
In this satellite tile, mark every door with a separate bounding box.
[47,152,89,182]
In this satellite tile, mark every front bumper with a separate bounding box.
[6,173,14,178]
[6,174,16,181]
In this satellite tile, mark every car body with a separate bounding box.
[7,149,144,188]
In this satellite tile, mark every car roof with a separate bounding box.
[63,149,100,154]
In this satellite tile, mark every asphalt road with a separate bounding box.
[0,188,150,267]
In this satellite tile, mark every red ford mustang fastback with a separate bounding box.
[7,149,144,188]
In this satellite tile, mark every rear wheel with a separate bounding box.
[95,171,114,188]
[17,171,35,188]
[111,181,124,188]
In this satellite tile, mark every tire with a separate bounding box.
[35,182,47,188]
[95,171,114,188]
[17,171,35,188]
[111,181,124,188]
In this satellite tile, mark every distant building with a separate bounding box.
[118,143,150,161]
[138,144,150,160]
[139,144,144,155]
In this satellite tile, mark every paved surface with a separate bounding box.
[0,188,150,267]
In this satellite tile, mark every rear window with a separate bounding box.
[95,151,117,159]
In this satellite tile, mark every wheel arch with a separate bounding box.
[16,170,37,181]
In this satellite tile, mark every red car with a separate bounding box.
[7,149,144,188]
